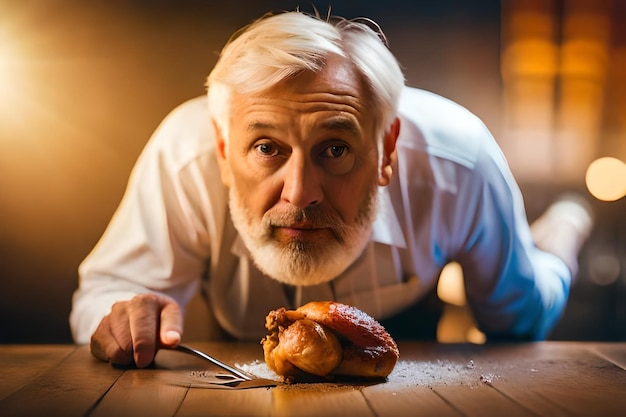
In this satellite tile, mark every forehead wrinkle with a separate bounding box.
[245,114,362,140]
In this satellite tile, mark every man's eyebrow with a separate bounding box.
[319,118,361,135]
[246,118,361,134]
[247,121,276,132]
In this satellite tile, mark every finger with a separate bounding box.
[90,315,134,366]
[159,298,183,347]
[127,294,160,368]
[108,301,134,354]
[90,316,110,362]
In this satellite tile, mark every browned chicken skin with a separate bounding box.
[262,301,399,381]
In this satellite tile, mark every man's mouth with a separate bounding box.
[273,224,331,241]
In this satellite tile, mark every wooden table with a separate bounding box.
[1,341,625,417]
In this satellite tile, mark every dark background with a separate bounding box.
[0,0,623,343]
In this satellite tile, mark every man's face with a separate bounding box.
[215,54,396,286]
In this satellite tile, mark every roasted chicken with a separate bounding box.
[262,301,399,381]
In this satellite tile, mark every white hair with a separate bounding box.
[206,11,405,150]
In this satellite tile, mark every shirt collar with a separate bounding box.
[371,186,407,248]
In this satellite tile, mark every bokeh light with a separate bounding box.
[585,157,626,201]
[588,253,622,286]
[436,262,486,344]
[437,262,466,307]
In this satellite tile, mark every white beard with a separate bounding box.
[228,185,378,286]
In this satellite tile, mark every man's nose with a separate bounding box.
[280,154,323,208]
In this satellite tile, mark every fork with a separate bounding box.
[173,344,252,381]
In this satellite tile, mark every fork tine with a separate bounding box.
[174,344,253,381]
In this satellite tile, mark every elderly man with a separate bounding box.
[70,11,592,368]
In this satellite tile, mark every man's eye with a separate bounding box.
[324,144,348,158]
[254,142,278,156]
[318,143,354,175]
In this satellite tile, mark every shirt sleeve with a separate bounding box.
[70,98,217,344]
[449,123,571,341]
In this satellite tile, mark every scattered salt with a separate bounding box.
[387,359,488,388]
[235,360,281,381]
[233,358,499,389]
[480,373,497,385]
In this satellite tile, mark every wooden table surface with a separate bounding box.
[1,341,625,417]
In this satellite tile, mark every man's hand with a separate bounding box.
[90,293,183,368]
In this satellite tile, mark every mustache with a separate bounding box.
[265,206,344,229]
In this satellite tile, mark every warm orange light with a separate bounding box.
[0,24,29,132]
[585,157,626,201]
[0,42,18,103]
[466,327,487,345]
[437,262,466,307]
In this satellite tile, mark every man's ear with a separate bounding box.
[212,119,232,187]
[378,117,400,187]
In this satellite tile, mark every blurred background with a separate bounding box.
[0,0,624,344]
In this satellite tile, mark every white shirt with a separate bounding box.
[70,87,571,344]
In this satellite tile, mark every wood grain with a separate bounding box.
[588,342,626,370]
[271,383,375,417]
[466,342,626,417]
[89,369,188,417]
[392,342,537,417]
[0,345,122,417]
[363,383,463,417]
[0,342,624,417]
[0,345,73,401]
[176,387,273,417]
